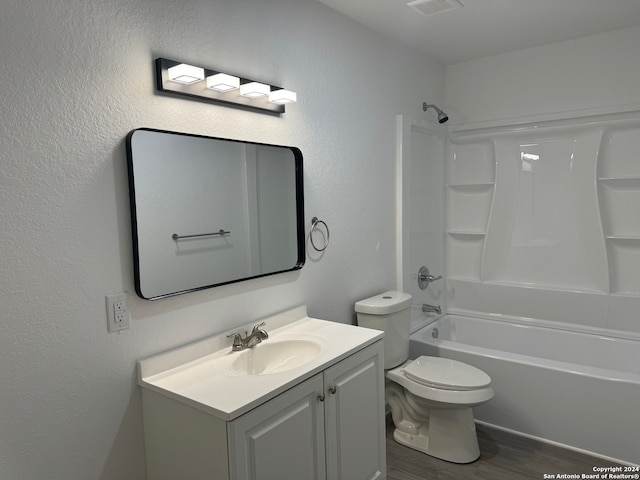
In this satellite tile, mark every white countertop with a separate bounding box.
[138,306,383,421]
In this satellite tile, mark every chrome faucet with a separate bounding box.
[227,322,269,352]
[422,303,442,315]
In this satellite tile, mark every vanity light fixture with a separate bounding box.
[167,63,205,84]
[155,58,296,114]
[206,73,239,92]
[239,81,270,98]
[269,89,297,104]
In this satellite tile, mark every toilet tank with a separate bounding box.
[355,291,412,369]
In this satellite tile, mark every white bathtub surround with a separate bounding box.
[410,314,640,465]
[446,112,640,337]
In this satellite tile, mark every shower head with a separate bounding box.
[423,102,449,124]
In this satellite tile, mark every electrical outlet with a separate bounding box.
[106,293,130,333]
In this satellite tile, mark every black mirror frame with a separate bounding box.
[125,128,305,300]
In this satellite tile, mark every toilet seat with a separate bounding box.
[404,356,491,391]
[386,357,494,407]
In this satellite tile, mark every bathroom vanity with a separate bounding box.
[138,307,386,480]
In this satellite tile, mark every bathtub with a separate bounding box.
[409,313,640,466]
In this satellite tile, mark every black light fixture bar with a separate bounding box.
[155,58,287,114]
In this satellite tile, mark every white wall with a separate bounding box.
[445,25,640,127]
[0,1,444,478]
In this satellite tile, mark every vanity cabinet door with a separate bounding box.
[324,341,386,480]
[228,373,326,480]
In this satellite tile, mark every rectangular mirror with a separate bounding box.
[126,128,305,300]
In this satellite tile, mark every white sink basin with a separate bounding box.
[138,307,384,420]
[230,339,322,375]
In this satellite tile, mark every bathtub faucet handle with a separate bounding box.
[418,266,442,290]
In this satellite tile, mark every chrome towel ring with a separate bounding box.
[310,217,330,252]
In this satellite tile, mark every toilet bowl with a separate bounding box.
[355,291,494,463]
[385,356,494,463]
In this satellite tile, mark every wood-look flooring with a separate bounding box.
[385,417,625,480]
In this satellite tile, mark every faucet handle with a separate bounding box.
[226,332,243,349]
[251,321,266,333]
[418,266,443,290]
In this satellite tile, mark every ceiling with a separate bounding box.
[315,0,640,65]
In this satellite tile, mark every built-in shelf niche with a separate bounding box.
[447,183,494,234]
[446,141,495,281]
[446,232,485,280]
[598,177,640,239]
[606,238,640,294]
[597,127,640,296]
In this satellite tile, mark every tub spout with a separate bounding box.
[422,303,441,314]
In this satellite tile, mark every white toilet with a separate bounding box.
[355,291,494,464]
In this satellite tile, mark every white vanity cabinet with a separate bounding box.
[229,341,386,480]
[228,373,326,480]
[323,342,386,480]
[141,338,385,480]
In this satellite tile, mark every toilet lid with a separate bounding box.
[404,356,491,391]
